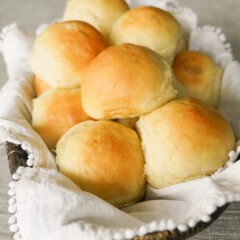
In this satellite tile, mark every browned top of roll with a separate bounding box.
[81,43,176,119]
[137,98,235,189]
[32,88,92,150]
[63,0,129,38]
[30,21,109,89]
[110,6,183,63]
[173,51,223,108]
[56,120,145,207]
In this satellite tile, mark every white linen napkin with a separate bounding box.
[1,1,240,240]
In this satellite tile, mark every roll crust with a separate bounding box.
[137,98,235,189]
[34,76,51,96]
[81,43,177,119]
[56,120,145,208]
[63,0,129,38]
[30,21,108,89]
[173,51,223,108]
[32,88,91,150]
[110,6,183,63]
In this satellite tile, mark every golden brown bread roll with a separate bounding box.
[173,51,223,108]
[32,88,91,150]
[137,98,235,189]
[34,76,51,96]
[63,0,129,39]
[30,21,108,89]
[110,6,183,64]
[81,43,177,119]
[56,120,145,208]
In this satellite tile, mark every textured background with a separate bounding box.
[0,0,239,239]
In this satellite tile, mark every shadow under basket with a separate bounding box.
[6,141,229,240]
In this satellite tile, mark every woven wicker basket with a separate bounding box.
[6,141,231,240]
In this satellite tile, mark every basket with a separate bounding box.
[6,141,232,240]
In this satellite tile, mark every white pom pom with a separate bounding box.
[9,181,16,188]
[201,215,211,223]
[237,145,240,153]
[8,197,16,205]
[167,219,176,231]
[21,143,28,150]
[218,196,226,207]
[138,226,148,236]
[188,219,196,228]
[27,158,34,166]
[206,204,217,214]
[125,229,135,239]
[8,188,16,196]
[16,167,24,175]
[13,232,22,240]
[12,173,20,180]
[149,221,157,231]
[8,215,17,224]
[9,224,19,232]
[8,204,17,214]
[159,220,166,231]
[216,28,221,34]
[113,232,123,240]
[219,33,226,42]
[177,224,187,232]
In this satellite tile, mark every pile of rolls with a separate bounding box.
[30,0,235,208]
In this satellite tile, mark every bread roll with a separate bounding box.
[56,120,145,208]
[137,98,235,189]
[173,51,223,108]
[34,76,51,96]
[63,0,129,38]
[32,88,91,150]
[30,21,108,89]
[110,7,183,64]
[81,43,176,119]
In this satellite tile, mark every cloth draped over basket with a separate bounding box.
[1,0,240,239]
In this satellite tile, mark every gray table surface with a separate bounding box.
[0,0,239,239]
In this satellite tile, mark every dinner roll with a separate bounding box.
[137,98,235,189]
[34,76,51,96]
[173,51,223,108]
[30,21,108,89]
[110,6,183,64]
[56,120,145,208]
[63,0,129,38]
[81,43,176,119]
[32,88,91,150]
